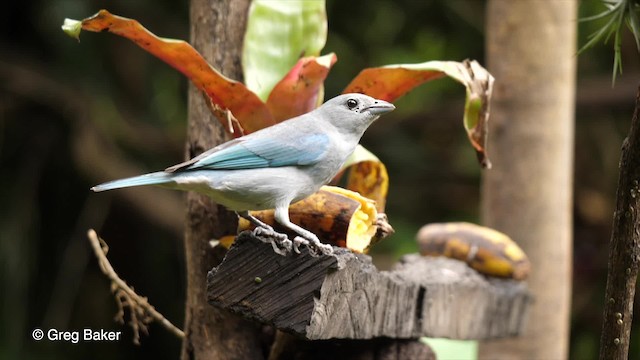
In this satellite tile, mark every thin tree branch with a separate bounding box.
[87,229,185,344]
[599,86,640,360]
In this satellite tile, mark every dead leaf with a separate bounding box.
[266,54,337,122]
[344,60,494,168]
[74,10,275,134]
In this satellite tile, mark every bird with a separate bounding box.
[91,93,395,256]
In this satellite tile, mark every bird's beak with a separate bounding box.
[364,100,395,115]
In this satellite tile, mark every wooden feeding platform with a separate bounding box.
[207,232,531,347]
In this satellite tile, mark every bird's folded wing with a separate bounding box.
[166,133,330,172]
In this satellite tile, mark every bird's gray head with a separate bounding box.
[318,93,395,133]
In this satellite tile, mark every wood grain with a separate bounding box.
[208,232,531,341]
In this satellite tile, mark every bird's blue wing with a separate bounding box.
[179,133,330,171]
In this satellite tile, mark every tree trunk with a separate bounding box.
[181,0,263,359]
[599,87,640,360]
[480,1,576,359]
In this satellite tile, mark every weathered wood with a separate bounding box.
[208,232,531,340]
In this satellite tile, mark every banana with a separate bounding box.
[220,186,393,253]
[343,160,389,212]
[417,222,530,280]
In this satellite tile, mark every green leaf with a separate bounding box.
[578,0,640,85]
[243,0,327,101]
[61,18,82,41]
[626,0,640,52]
[344,60,494,168]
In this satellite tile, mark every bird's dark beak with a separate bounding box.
[364,100,395,115]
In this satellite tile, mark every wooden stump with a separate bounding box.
[268,333,436,360]
[207,232,531,342]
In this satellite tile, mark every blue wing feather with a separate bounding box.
[183,133,329,171]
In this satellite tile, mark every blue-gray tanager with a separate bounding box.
[92,93,395,256]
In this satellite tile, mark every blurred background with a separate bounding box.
[1,0,638,358]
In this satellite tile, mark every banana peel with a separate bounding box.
[417,222,530,280]
[334,145,389,212]
[343,160,389,212]
[220,186,394,253]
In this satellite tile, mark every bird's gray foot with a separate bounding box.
[252,226,292,255]
[302,235,333,257]
[268,238,292,256]
[252,224,286,239]
[271,207,334,256]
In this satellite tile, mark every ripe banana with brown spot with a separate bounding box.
[220,186,393,253]
[417,222,530,280]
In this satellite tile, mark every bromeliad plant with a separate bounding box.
[62,1,494,253]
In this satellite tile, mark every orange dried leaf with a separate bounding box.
[344,68,444,102]
[344,60,494,168]
[267,53,337,122]
[78,10,275,134]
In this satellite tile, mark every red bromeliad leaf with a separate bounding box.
[344,60,494,168]
[266,53,337,122]
[344,68,444,102]
[75,10,275,134]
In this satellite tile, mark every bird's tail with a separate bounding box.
[91,171,173,192]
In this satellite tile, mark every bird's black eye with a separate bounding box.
[346,98,358,110]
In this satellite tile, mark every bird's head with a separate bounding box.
[319,93,395,133]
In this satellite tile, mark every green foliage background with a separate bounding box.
[0,0,638,359]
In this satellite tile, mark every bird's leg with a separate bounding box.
[236,211,291,255]
[237,210,275,232]
[274,207,333,256]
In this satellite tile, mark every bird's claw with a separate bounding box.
[305,238,333,257]
[252,226,332,257]
[292,236,309,254]
[316,243,334,256]
[252,226,288,241]
[253,226,292,255]
[270,238,292,256]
